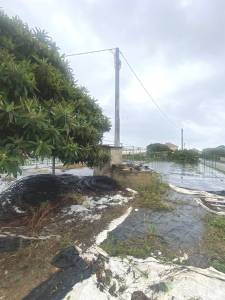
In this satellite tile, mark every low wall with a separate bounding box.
[94,146,122,176]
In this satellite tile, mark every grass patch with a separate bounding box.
[211,260,225,273]
[113,171,172,211]
[24,201,59,233]
[136,178,171,210]
[203,214,225,273]
[207,215,225,230]
[23,192,86,233]
[101,230,175,260]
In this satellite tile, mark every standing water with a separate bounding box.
[148,161,225,192]
[104,161,225,268]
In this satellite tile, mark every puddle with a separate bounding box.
[106,190,208,267]
[110,191,205,250]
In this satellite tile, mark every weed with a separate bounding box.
[203,214,225,273]
[25,202,57,233]
[59,232,74,249]
[211,260,225,273]
[113,172,172,211]
[24,192,86,233]
[207,215,225,230]
[135,175,171,210]
[101,229,175,260]
[148,224,156,235]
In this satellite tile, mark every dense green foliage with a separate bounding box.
[170,149,199,164]
[146,143,199,164]
[202,145,225,160]
[146,143,171,154]
[0,11,110,175]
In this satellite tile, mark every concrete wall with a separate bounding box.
[94,146,122,176]
[110,147,122,165]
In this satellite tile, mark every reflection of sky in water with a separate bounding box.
[147,161,225,192]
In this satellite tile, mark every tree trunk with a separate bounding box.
[52,156,56,175]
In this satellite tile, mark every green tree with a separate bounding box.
[146,143,171,154]
[0,11,110,176]
[171,149,199,164]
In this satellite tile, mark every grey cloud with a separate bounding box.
[3,0,225,148]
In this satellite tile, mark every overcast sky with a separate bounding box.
[3,0,225,149]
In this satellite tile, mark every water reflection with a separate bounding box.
[147,161,225,192]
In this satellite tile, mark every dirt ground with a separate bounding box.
[2,170,225,299]
[0,170,164,300]
[0,200,129,300]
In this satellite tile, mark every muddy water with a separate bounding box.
[106,162,225,267]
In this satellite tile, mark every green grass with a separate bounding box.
[101,230,175,260]
[113,172,172,211]
[136,178,172,211]
[207,215,225,230]
[102,236,152,258]
[211,260,225,273]
[203,214,225,273]
[103,172,174,259]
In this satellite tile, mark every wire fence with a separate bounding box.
[22,158,61,168]
[122,146,147,161]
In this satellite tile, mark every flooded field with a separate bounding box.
[1,162,225,299]
[103,161,225,268]
[105,190,208,267]
[147,160,225,192]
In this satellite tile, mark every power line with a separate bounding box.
[119,50,179,129]
[65,47,181,137]
[65,48,116,57]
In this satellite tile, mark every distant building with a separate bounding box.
[165,143,178,151]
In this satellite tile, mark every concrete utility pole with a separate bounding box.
[114,47,121,147]
[181,128,184,150]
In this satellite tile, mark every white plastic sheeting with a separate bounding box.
[64,206,225,300]
[170,183,225,215]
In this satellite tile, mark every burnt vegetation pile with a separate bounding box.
[0,174,120,221]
